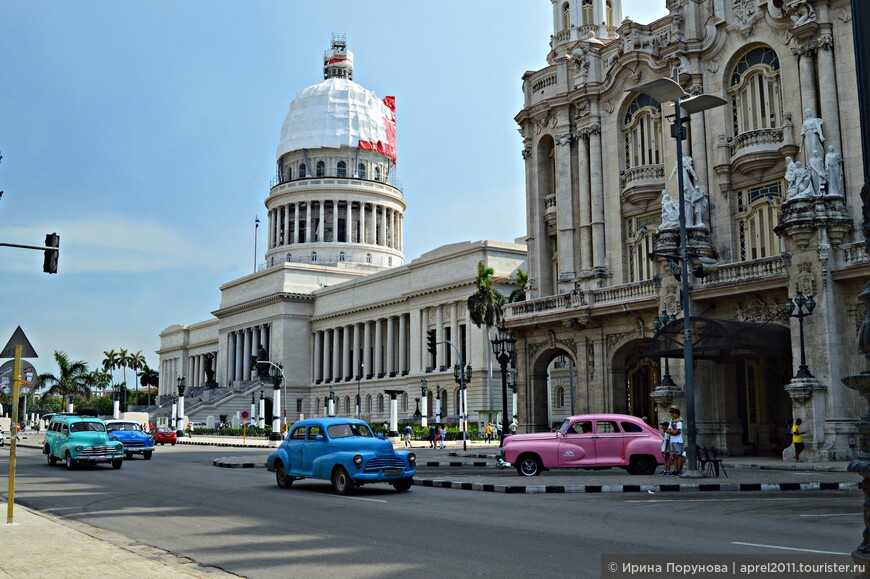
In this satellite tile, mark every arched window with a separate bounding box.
[729,47,782,136]
[377,394,385,413]
[402,392,408,412]
[287,166,292,181]
[300,163,307,178]
[366,394,373,413]
[735,181,782,261]
[339,251,345,262]
[337,161,347,178]
[562,2,571,30]
[441,391,448,417]
[623,94,662,169]
[606,0,614,26]
[316,161,326,177]
[582,0,593,25]
[366,253,372,263]
[357,163,366,179]
[556,387,565,408]
[286,253,292,262]
[278,160,284,182]
[625,213,659,282]
[374,166,381,181]
[311,251,317,262]
[315,397,321,416]
[344,396,351,415]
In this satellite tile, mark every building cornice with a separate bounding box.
[211,292,315,318]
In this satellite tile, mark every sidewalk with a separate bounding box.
[0,502,236,578]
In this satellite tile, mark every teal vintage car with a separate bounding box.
[43,415,124,470]
[265,418,416,494]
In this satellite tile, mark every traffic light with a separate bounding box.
[693,256,719,278]
[43,232,59,274]
[426,329,437,357]
[250,355,258,373]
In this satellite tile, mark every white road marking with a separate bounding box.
[337,495,387,503]
[798,513,861,517]
[731,541,849,555]
[626,497,797,503]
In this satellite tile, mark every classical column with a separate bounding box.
[268,210,275,249]
[360,202,366,244]
[305,202,312,243]
[398,314,407,374]
[369,203,377,246]
[398,214,403,252]
[252,326,261,366]
[795,46,819,126]
[342,325,351,380]
[816,35,841,155]
[318,201,325,243]
[228,332,236,383]
[293,203,299,244]
[284,205,291,246]
[332,200,339,243]
[589,123,606,272]
[263,324,270,358]
[346,200,352,244]
[386,316,395,374]
[363,321,372,377]
[577,130,592,274]
[243,328,252,380]
[449,302,459,367]
[352,323,361,378]
[322,329,331,382]
[374,318,384,376]
[332,327,341,382]
[434,305,444,369]
[235,331,244,382]
[555,131,576,288]
[315,330,322,382]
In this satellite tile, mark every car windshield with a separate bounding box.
[69,422,106,433]
[327,423,374,439]
[108,422,141,431]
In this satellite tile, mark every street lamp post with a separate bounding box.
[453,363,472,451]
[785,292,816,378]
[490,320,516,448]
[633,73,727,479]
[435,385,442,425]
[651,311,677,387]
[420,378,429,428]
[328,387,335,417]
[176,376,186,437]
[356,363,364,419]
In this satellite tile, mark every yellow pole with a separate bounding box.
[7,344,22,524]
[243,423,247,446]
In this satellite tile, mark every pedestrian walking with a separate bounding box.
[792,418,805,461]
[438,426,446,449]
[428,424,436,448]
[403,424,412,448]
[666,408,684,476]
[485,423,493,443]
[187,422,194,437]
[509,419,518,435]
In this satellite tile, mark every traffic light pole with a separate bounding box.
[0,233,60,274]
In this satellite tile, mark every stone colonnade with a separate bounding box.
[226,324,272,383]
[267,200,403,253]
[186,350,218,389]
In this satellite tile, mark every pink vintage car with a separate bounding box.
[502,414,664,476]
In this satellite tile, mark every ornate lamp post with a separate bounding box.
[651,311,677,387]
[453,363,472,451]
[327,386,335,417]
[356,362,364,419]
[785,292,816,378]
[490,320,516,447]
[634,74,727,479]
[175,376,186,437]
[435,385,442,425]
[420,378,429,427]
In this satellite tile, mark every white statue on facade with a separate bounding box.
[668,154,698,193]
[825,146,844,197]
[685,186,709,230]
[808,148,827,193]
[786,159,815,199]
[800,108,825,164]
[659,190,680,230]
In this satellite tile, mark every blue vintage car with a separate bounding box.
[265,418,416,494]
[105,420,155,460]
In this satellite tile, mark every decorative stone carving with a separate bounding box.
[521,147,531,160]
[659,190,680,230]
[785,157,815,199]
[585,337,595,381]
[733,0,756,26]
[825,146,845,197]
[788,0,817,27]
[603,100,615,114]
[799,108,825,164]
[667,155,710,230]
[807,148,827,193]
[555,132,573,146]
[705,58,720,74]
[574,100,591,119]
[570,46,590,80]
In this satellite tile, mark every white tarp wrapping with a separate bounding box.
[277,78,396,162]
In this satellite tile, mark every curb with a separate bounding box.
[421,461,492,468]
[412,479,863,494]
[213,458,265,468]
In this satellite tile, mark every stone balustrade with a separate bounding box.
[620,164,665,189]
[842,242,869,266]
[590,279,658,305]
[503,280,657,322]
[695,256,785,286]
[729,128,784,155]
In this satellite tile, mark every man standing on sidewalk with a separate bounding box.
[792,418,805,462]
[403,424,412,448]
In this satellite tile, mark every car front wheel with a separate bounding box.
[392,478,413,492]
[112,459,123,469]
[516,455,542,477]
[143,451,153,460]
[332,467,353,495]
[65,452,74,470]
[275,461,293,489]
[47,449,57,466]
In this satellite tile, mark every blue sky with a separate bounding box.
[0,1,668,380]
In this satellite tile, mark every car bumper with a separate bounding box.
[124,447,155,454]
[73,454,123,464]
[352,467,416,483]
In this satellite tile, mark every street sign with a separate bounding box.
[0,326,37,359]
[241,410,250,420]
[0,360,36,396]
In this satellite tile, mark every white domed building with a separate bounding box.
[156,36,526,435]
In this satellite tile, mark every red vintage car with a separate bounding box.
[150,426,177,446]
[502,414,664,476]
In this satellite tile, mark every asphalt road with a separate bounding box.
[1,444,864,578]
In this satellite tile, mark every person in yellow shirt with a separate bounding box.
[792,418,805,462]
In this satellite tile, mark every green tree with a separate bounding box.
[467,260,506,329]
[129,350,146,404]
[118,348,130,400]
[138,364,159,406]
[36,351,91,412]
[508,268,528,303]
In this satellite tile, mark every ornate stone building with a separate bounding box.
[506,0,866,460]
[157,37,526,430]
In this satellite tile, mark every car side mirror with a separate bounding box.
[315,434,325,442]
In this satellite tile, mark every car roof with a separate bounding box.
[290,417,370,428]
[565,414,648,422]
[49,415,103,423]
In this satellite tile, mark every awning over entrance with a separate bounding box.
[646,316,790,360]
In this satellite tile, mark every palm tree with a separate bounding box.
[467,260,506,329]
[118,348,130,401]
[138,364,159,406]
[129,350,146,404]
[508,268,528,303]
[37,351,91,412]
[87,368,112,394]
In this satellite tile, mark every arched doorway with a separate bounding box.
[525,347,579,432]
[626,355,659,426]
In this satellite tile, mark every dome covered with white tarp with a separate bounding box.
[276,77,396,163]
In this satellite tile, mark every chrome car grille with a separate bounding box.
[124,441,145,447]
[364,456,406,471]
[79,446,117,457]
